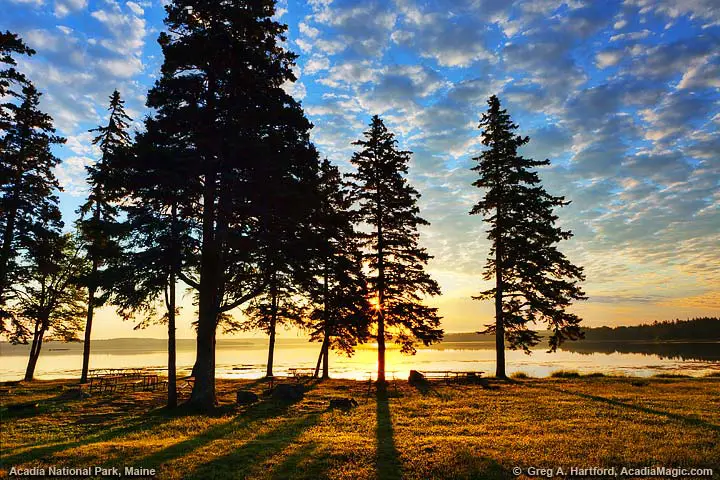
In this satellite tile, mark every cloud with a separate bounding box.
[54,0,86,18]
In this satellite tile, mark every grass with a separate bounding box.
[1,376,719,479]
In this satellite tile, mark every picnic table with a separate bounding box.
[87,369,164,394]
[416,370,485,384]
[177,376,195,397]
[288,368,316,381]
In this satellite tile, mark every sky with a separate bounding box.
[2,0,719,340]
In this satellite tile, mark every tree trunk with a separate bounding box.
[189,160,218,411]
[0,171,22,299]
[377,223,386,385]
[321,265,330,379]
[495,211,506,379]
[314,342,324,378]
[322,332,329,379]
[80,263,97,384]
[266,276,278,378]
[25,322,46,381]
[167,202,178,408]
[167,272,177,408]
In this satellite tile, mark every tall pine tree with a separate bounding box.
[307,159,371,379]
[469,95,586,378]
[108,113,196,408]
[77,90,130,383]
[348,115,442,386]
[1,82,64,333]
[150,0,321,410]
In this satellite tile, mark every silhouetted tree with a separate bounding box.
[108,113,197,408]
[307,159,371,379]
[241,137,320,378]
[77,90,130,383]
[151,0,320,410]
[348,115,443,386]
[8,232,86,381]
[0,31,35,127]
[469,95,586,378]
[1,83,64,334]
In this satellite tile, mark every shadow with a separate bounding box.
[141,381,319,470]
[538,384,720,433]
[185,411,322,479]
[269,442,321,479]
[0,408,174,466]
[141,399,291,469]
[375,391,402,480]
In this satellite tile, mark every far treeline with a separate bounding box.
[1,0,587,410]
[580,317,720,342]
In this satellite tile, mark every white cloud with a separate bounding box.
[299,22,320,38]
[304,56,330,75]
[610,29,652,42]
[596,50,624,68]
[125,1,143,15]
[54,0,87,18]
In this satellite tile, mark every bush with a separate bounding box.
[511,372,530,379]
[550,370,580,378]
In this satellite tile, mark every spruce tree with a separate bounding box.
[307,159,371,379]
[348,115,442,386]
[108,113,196,408]
[1,83,64,333]
[9,231,86,381]
[77,90,130,383]
[150,0,321,410]
[1,32,35,136]
[469,95,586,378]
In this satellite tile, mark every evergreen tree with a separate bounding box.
[1,32,35,141]
[241,138,320,378]
[469,95,586,378]
[109,114,196,408]
[307,159,371,379]
[150,0,321,410]
[1,83,64,333]
[77,90,130,383]
[348,115,442,386]
[8,231,86,381]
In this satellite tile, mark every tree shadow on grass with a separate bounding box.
[376,390,402,480]
[140,398,297,469]
[182,411,322,479]
[538,384,720,433]
[0,407,175,467]
[268,442,325,480]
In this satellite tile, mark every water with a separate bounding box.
[1,338,718,382]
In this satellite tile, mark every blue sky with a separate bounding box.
[3,0,719,338]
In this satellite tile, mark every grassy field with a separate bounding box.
[1,376,719,479]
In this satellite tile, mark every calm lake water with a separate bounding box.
[1,338,718,382]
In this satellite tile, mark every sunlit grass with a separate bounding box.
[1,376,719,479]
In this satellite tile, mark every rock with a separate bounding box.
[58,388,90,400]
[236,390,259,405]
[329,398,358,410]
[271,383,304,402]
[408,370,426,385]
